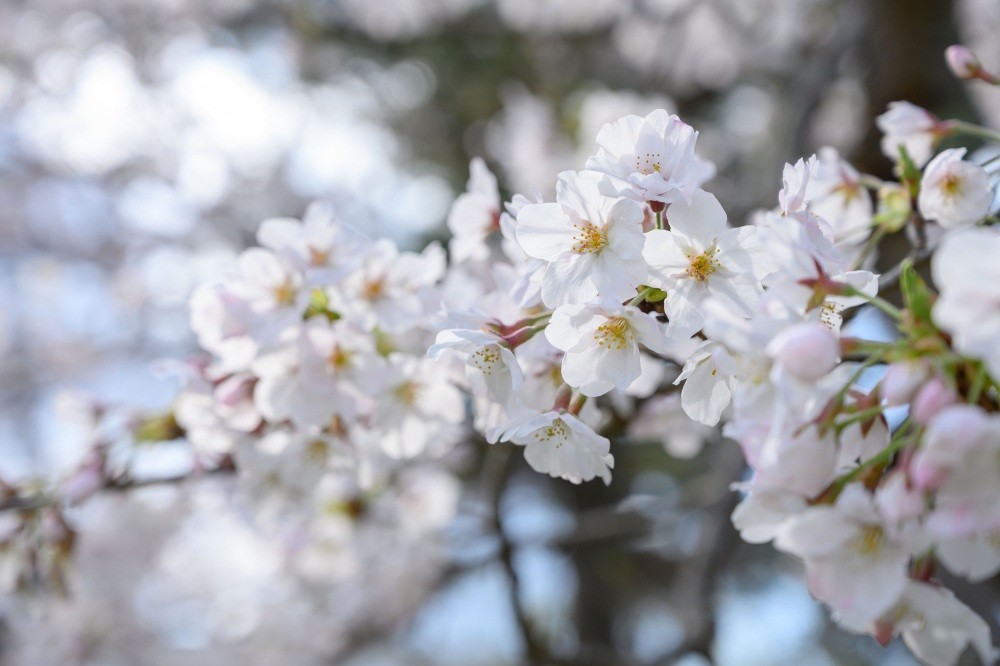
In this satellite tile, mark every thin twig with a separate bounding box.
[485,445,550,665]
[0,460,236,514]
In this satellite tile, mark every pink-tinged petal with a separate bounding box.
[775,507,856,558]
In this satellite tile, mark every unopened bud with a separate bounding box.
[880,362,928,406]
[876,471,925,524]
[924,404,989,455]
[766,322,839,380]
[945,45,1000,84]
[910,450,948,491]
[946,45,981,80]
[910,376,956,425]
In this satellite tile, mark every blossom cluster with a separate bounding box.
[432,101,1000,664]
[105,203,462,601]
[4,47,999,666]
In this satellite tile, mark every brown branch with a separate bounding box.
[0,458,236,514]
[484,445,552,666]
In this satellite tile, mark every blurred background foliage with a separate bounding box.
[0,0,998,664]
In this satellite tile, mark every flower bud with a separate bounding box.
[910,450,948,491]
[880,362,928,406]
[946,45,981,80]
[924,404,989,455]
[766,322,839,381]
[215,374,255,407]
[945,44,1000,85]
[910,376,956,424]
[876,471,924,524]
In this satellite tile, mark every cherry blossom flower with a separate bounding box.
[918,148,993,229]
[876,101,942,167]
[371,355,465,459]
[932,227,1000,379]
[515,170,646,307]
[257,201,361,285]
[545,303,668,397]
[252,320,379,429]
[642,189,769,335]
[447,157,502,264]
[585,109,715,205]
[776,483,912,623]
[428,327,523,407]
[837,581,997,666]
[490,410,614,484]
[805,148,874,246]
[335,239,445,333]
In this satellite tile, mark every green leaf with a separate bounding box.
[897,145,922,199]
[899,260,934,322]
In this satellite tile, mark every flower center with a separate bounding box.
[636,153,663,176]
[571,223,608,254]
[687,250,720,282]
[533,418,569,448]
[941,173,963,198]
[307,438,330,463]
[394,380,422,406]
[832,181,861,202]
[308,245,331,266]
[853,525,885,556]
[273,279,297,306]
[361,277,386,301]
[328,345,353,371]
[470,345,502,375]
[594,316,634,350]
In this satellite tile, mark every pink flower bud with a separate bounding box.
[214,374,254,407]
[876,471,925,524]
[910,376,956,424]
[946,45,981,80]
[880,362,928,406]
[945,44,1000,84]
[910,450,948,491]
[924,404,989,455]
[766,322,839,380]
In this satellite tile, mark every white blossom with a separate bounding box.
[545,303,668,397]
[876,101,940,167]
[585,109,715,205]
[515,170,646,307]
[932,227,1000,380]
[918,148,993,229]
[642,189,769,335]
[447,157,502,264]
[491,411,614,484]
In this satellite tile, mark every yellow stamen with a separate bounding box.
[594,316,633,350]
[571,223,608,254]
[533,419,568,448]
[687,251,720,282]
[853,525,885,556]
[273,280,297,306]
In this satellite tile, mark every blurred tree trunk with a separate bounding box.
[856,0,971,177]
